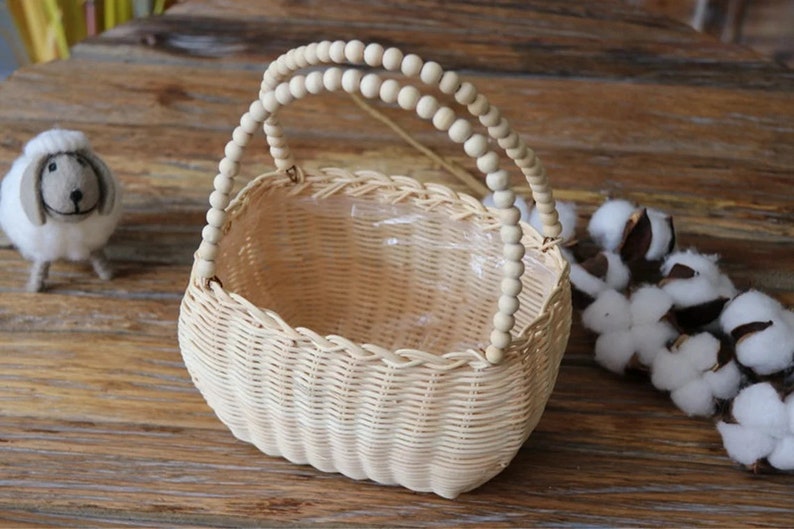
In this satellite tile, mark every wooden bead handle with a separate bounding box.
[197,43,565,365]
[260,40,562,239]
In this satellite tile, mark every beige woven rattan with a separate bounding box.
[178,40,572,499]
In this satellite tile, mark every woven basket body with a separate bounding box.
[178,40,572,499]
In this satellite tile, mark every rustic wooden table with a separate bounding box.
[1,1,792,527]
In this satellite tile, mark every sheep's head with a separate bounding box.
[20,150,116,226]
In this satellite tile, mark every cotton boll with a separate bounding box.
[681,332,721,372]
[581,289,632,334]
[786,394,794,435]
[645,208,675,260]
[603,251,631,291]
[594,330,636,374]
[530,200,577,243]
[632,321,678,366]
[671,379,717,416]
[660,250,736,308]
[651,347,698,391]
[570,263,609,299]
[731,383,789,437]
[588,199,636,252]
[717,421,777,466]
[733,318,794,375]
[703,361,742,400]
[630,285,674,324]
[720,290,786,335]
[768,436,794,470]
[661,249,722,280]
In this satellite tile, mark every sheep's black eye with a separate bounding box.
[48,162,57,172]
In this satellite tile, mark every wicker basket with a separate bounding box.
[178,40,572,499]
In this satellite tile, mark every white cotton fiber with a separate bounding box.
[603,251,631,291]
[482,193,531,222]
[632,321,678,366]
[651,348,698,391]
[768,436,794,470]
[581,289,632,334]
[661,249,721,279]
[731,383,789,437]
[684,332,721,371]
[588,199,636,252]
[630,285,674,324]
[720,290,785,334]
[786,394,794,435]
[645,208,675,260]
[734,319,794,375]
[661,250,736,307]
[672,379,716,417]
[530,200,577,243]
[717,422,777,466]
[570,263,608,298]
[594,330,636,374]
[703,361,742,400]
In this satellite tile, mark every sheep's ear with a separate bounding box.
[20,157,46,226]
[79,150,115,215]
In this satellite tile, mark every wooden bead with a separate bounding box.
[344,40,365,63]
[467,93,489,116]
[206,207,225,228]
[360,73,382,99]
[485,345,505,364]
[289,75,308,99]
[506,142,528,161]
[329,40,346,62]
[431,107,456,131]
[382,47,404,71]
[500,225,524,244]
[503,242,525,261]
[293,46,309,68]
[218,158,238,178]
[401,54,423,77]
[416,95,439,119]
[274,83,293,105]
[261,73,277,91]
[202,225,222,244]
[498,131,520,150]
[195,258,216,280]
[438,71,460,94]
[498,294,520,315]
[485,169,509,191]
[224,141,243,161]
[463,134,488,158]
[364,42,384,67]
[274,56,291,77]
[499,206,521,225]
[480,105,502,127]
[492,189,515,209]
[501,277,523,297]
[323,67,343,91]
[341,69,362,93]
[379,79,400,104]
[266,134,286,147]
[493,313,515,333]
[304,42,319,64]
[284,50,298,70]
[261,90,279,112]
[477,151,500,174]
[488,117,510,139]
[209,190,230,210]
[490,329,512,349]
[263,119,281,136]
[503,260,525,279]
[239,113,259,133]
[198,240,218,262]
[213,173,234,194]
[270,146,290,160]
[231,126,250,146]
[305,71,324,94]
[397,85,420,110]
[316,40,332,61]
[455,81,477,105]
[248,100,267,122]
[419,61,444,85]
[448,118,473,143]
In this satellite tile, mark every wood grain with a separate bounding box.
[0,0,792,527]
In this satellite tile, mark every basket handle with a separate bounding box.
[196,44,564,365]
[259,40,561,239]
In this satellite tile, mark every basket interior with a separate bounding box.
[215,173,559,355]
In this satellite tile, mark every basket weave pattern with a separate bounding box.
[178,40,572,499]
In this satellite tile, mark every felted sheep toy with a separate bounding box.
[0,129,122,292]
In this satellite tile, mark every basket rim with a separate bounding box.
[188,166,570,370]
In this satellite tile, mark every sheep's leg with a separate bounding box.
[90,249,113,281]
[26,261,50,292]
